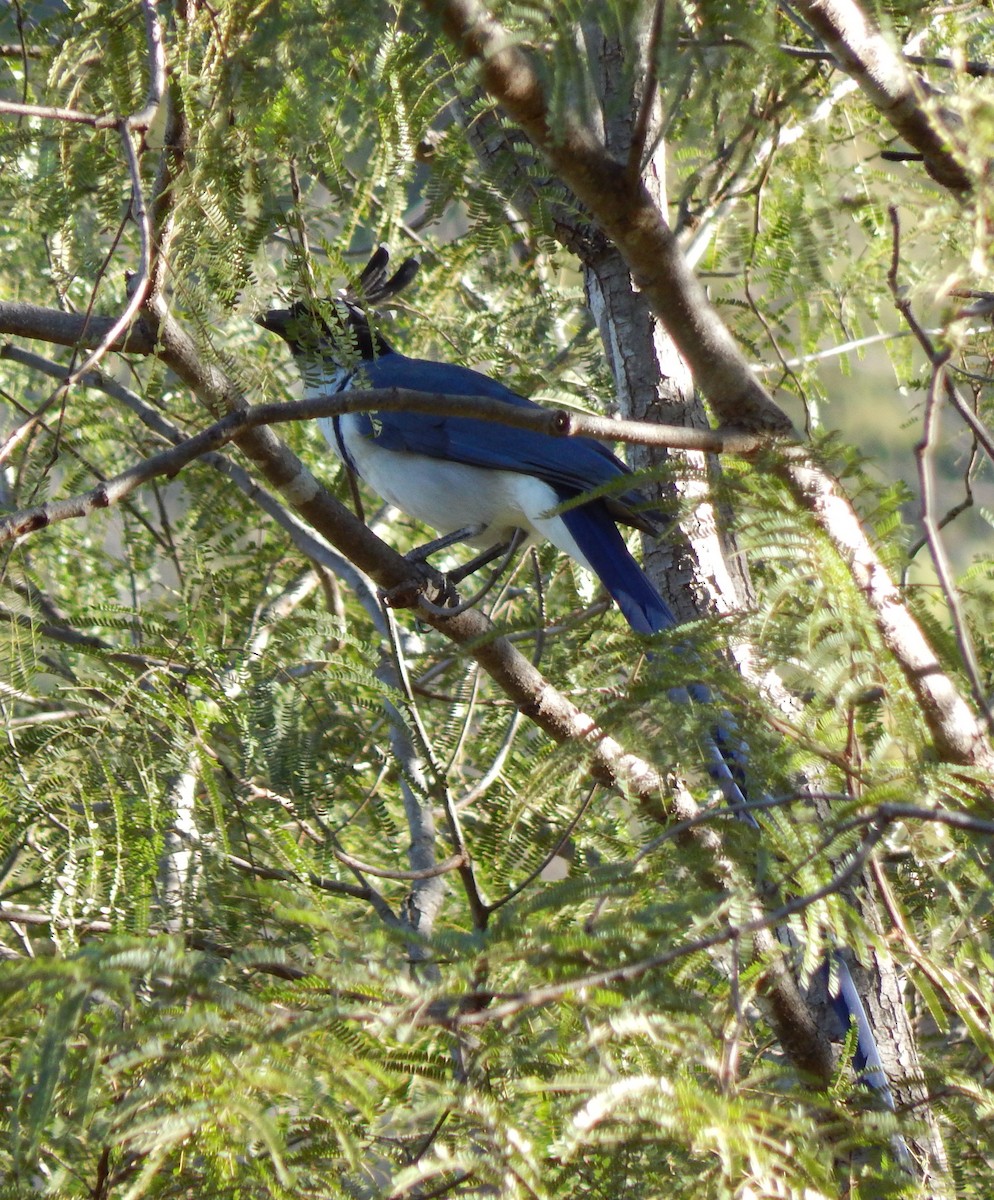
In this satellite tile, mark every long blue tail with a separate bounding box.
[562,502,894,1110]
[561,502,679,636]
[561,503,752,810]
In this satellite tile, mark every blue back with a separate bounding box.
[351,353,648,512]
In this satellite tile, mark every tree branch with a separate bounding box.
[420,0,794,435]
[0,0,165,133]
[0,302,764,452]
[790,0,971,193]
[0,377,772,547]
[782,455,994,772]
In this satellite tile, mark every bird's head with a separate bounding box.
[257,246,420,370]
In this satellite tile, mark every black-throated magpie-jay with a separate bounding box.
[259,249,674,637]
[258,246,892,1109]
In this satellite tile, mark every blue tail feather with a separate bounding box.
[560,502,677,635]
[562,501,893,1110]
[827,954,892,1101]
[561,503,753,810]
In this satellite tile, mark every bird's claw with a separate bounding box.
[379,561,460,612]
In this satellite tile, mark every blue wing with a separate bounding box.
[351,354,652,522]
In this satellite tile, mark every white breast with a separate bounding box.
[319,411,592,570]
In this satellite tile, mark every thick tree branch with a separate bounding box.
[0,301,156,353]
[791,0,972,193]
[783,458,994,773]
[420,0,793,435]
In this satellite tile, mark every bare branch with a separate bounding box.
[330,846,467,882]
[0,0,165,133]
[790,0,971,192]
[0,906,112,933]
[0,98,125,128]
[131,0,166,134]
[915,360,991,729]
[0,384,766,547]
[625,0,664,184]
[225,853,386,902]
[782,453,994,773]
[0,44,46,59]
[0,301,155,354]
[684,37,994,79]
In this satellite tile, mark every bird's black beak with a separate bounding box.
[256,307,294,339]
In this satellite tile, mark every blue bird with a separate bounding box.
[259,246,892,1110]
[259,251,673,638]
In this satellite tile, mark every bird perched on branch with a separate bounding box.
[258,246,676,636]
[258,245,892,1111]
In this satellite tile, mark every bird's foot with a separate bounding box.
[379,560,460,612]
[384,529,526,618]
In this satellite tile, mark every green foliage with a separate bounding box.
[0,0,993,1196]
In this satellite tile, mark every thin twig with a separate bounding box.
[455,706,524,809]
[773,40,994,79]
[331,846,467,881]
[67,122,154,386]
[486,782,598,913]
[438,825,887,1028]
[915,359,991,728]
[385,607,490,930]
[905,440,977,563]
[225,853,385,901]
[942,376,994,465]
